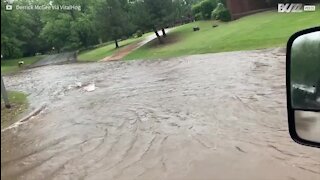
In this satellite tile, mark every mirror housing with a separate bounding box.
[286,27,320,148]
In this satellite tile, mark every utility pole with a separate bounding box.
[1,75,11,108]
[1,54,11,108]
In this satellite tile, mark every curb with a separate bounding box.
[1,104,47,133]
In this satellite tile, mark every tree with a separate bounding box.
[1,0,101,57]
[173,0,199,25]
[40,13,79,52]
[142,0,174,42]
[22,9,49,56]
[130,0,153,33]
[97,0,133,48]
[40,0,99,51]
[1,0,48,58]
[1,0,199,59]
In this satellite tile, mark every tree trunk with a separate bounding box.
[153,28,163,44]
[162,28,167,37]
[115,39,119,48]
[79,32,89,48]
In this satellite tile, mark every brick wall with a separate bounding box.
[226,0,319,19]
[226,0,273,19]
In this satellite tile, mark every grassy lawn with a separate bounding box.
[78,34,151,62]
[125,9,320,60]
[1,91,28,129]
[1,56,44,74]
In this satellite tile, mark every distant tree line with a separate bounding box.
[1,0,202,59]
[3,0,314,59]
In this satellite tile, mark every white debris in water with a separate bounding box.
[75,82,82,87]
[67,82,82,90]
[83,83,95,92]
[67,85,73,90]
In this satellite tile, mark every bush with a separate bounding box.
[211,3,231,22]
[1,37,23,59]
[211,3,225,20]
[200,0,217,20]
[191,3,201,15]
[136,30,143,38]
[219,9,231,22]
[194,13,203,21]
[218,0,227,5]
[192,0,217,20]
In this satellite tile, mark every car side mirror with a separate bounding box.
[286,27,320,148]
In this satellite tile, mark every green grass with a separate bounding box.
[125,9,320,60]
[78,34,151,62]
[1,56,44,74]
[1,91,28,129]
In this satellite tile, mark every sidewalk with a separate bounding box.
[101,28,173,61]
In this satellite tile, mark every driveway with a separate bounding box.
[1,48,319,180]
[30,52,76,68]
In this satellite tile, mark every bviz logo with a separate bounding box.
[278,3,303,13]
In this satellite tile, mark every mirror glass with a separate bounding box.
[291,31,320,143]
[295,111,320,143]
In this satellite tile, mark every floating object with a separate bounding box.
[75,82,82,88]
[83,83,95,92]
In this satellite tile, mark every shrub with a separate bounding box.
[194,13,203,21]
[136,30,143,37]
[218,0,226,5]
[191,3,201,15]
[211,3,231,22]
[1,37,23,59]
[192,0,217,20]
[219,9,231,22]
[200,0,217,20]
[211,3,225,20]
[121,36,128,40]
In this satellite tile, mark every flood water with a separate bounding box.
[1,48,320,180]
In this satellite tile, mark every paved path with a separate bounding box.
[102,29,173,61]
[30,52,76,68]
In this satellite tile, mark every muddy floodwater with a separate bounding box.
[1,48,320,180]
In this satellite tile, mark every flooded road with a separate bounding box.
[1,48,320,180]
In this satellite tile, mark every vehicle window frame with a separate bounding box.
[286,26,320,148]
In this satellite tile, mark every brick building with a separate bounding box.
[226,0,319,19]
[226,0,275,19]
